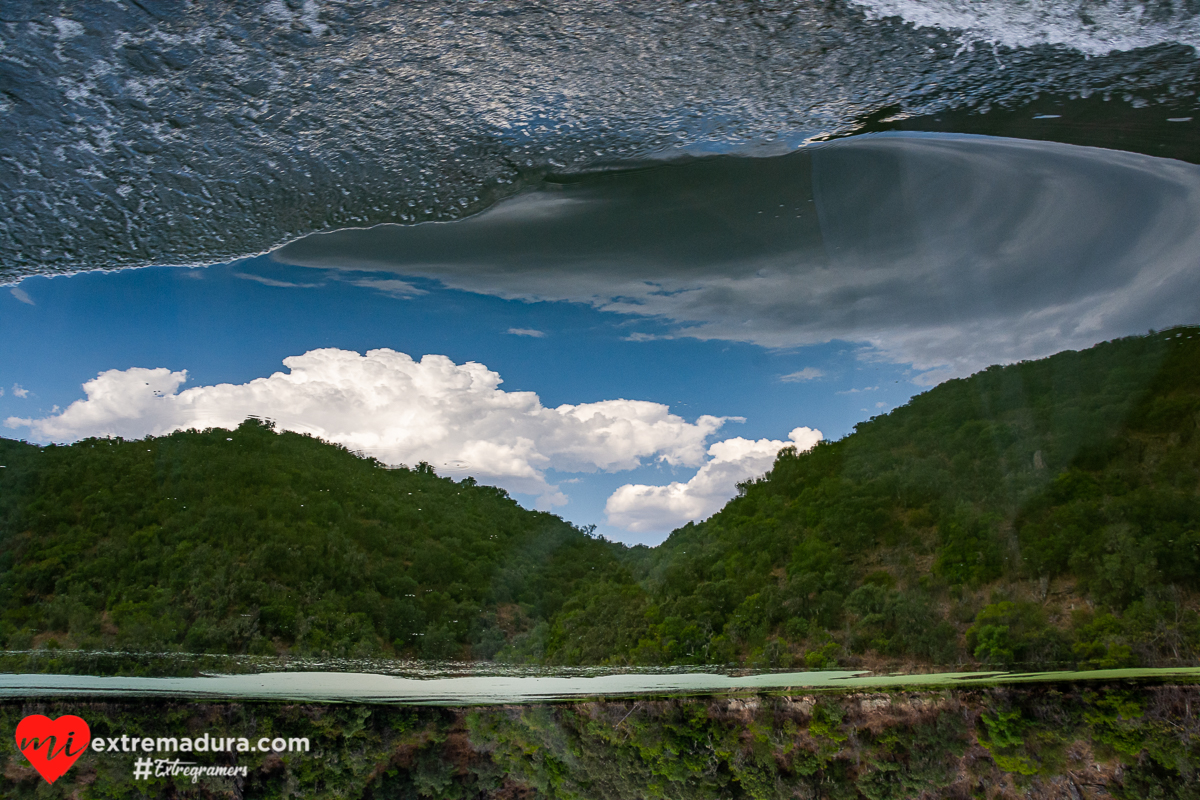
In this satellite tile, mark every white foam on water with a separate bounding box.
[263,0,327,37]
[854,0,1200,55]
[52,18,85,39]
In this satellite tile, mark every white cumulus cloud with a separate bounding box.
[605,426,823,533]
[4,348,729,510]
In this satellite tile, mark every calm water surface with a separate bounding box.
[3,659,1198,704]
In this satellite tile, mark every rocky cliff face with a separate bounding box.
[3,682,1196,798]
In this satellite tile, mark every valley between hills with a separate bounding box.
[2,326,1199,674]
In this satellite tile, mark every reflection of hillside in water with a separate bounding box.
[277,134,1200,382]
[2,0,1198,280]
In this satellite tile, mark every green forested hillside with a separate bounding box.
[534,326,1200,670]
[0,419,625,660]
[2,326,1199,670]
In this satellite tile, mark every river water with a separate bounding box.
[3,652,1198,704]
[2,0,1199,281]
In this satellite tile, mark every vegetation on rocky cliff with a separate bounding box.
[4,683,1198,799]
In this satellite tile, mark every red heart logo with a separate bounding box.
[15,714,91,784]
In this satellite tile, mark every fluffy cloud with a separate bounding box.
[5,349,728,509]
[605,426,823,533]
[276,135,1200,383]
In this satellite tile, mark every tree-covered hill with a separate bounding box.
[2,326,1199,670]
[0,419,626,659]
[534,326,1200,670]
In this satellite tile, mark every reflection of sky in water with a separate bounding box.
[277,133,1200,384]
[4,134,1199,544]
